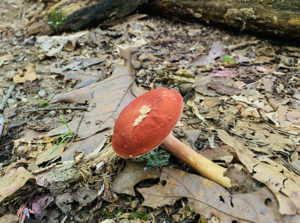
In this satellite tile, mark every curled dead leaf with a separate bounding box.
[217,129,300,215]
[0,167,35,203]
[13,63,37,83]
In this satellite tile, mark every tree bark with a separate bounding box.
[26,0,147,36]
[147,0,300,41]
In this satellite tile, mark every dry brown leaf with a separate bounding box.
[61,129,112,161]
[13,63,37,83]
[208,78,242,96]
[0,167,35,202]
[195,76,219,96]
[188,41,223,66]
[195,76,241,96]
[0,215,19,223]
[261,75,276,92]
[34,141,67,166]
[217,129,300,215]
[47,65,134,140]
[231,120,293,153]
[199,145,234,163]
[112,161,160,196]
[209,69,237,78]
[277,105,288,126]
[225,164,259,193]
[287,110,300,124]
[138,168,299,223]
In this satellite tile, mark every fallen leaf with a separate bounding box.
[184,128,201,146]
[262,75,276,92]
[277,105,289,126]
[195,76,219,96]
[0,167,35,202]
[138,168,299,223]
[0,215,19,223]
[225,164,259,193]
[36,31,88,56]
[13,63,37,83]
[199,145,234,163]
[64,70,103,89]
[189,41,224,66]
[61,129,112,161]
[0,54,13,65]
[208,78,242,96]
[34,140,67,166]
[286,110,300,124]
[112,161,160,196]
[47,65,134,140]
[208,69,237,77]
[31,195,54,219]
[217,129,300,215]
[230,120,293,153]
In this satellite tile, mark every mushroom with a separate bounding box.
[112,88,231,188]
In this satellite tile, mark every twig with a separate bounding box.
[0,83,16,112]
[230,132,269,147]
[227,40,260,51]
[8,120,28,129]
[64,113,85,151]
[25,106,88,113]
[257,108,300,136]
[74,113,85,139]
[0,116,5,137]
[269,149,300,176]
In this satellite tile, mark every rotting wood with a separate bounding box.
[26,0,147,36]
[148,0,300,41]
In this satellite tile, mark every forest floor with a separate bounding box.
[0,0,300,223]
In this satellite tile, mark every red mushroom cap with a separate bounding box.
[112,88,183,158]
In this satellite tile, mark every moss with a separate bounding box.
[136,149,170,170]
[128,211,150,221]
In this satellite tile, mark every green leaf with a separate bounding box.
[223,55,236,64]
[39,101,49,107]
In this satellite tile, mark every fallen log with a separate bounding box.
[147,0,300,41]
[26,0,146,36]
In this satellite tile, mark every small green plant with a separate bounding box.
[47,9,65,33]
[98,208,124,219]
[136,149,170,170]
[39,101,49,107]
[129,211,150,221]
[50,116,73,154]
[223,55,236,64]
[121,195,134,202]
[99,208,112,219]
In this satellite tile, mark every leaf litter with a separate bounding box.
[138,168,299,223]
[0,3,300,222]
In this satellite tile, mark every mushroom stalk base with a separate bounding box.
[162,134,232,188]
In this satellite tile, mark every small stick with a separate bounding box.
[0,83,16,112]
[8,120,28,129]
[25,106,88,113]
[63,113,85,151]
[257,108,300,136]
[269,149,300,175]
[227,40,260,51]
[0,116,5,137]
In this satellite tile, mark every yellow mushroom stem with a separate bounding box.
[162,134,232,188]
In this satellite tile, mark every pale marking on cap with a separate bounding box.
[133,105,151,127]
